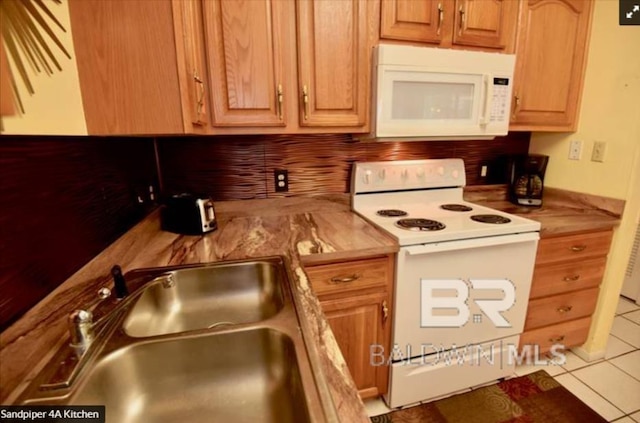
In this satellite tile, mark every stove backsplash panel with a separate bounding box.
[158,132,530,199]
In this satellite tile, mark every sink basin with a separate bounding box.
[123,261,285,337]
[19,257,338,422]
[71,329,311,423]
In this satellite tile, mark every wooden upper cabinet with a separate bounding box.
[173,0,209,132]
[452,0,519,51]
[68,0,373,135]
[380,0,517,53]
[202,0,293,127]
[380,0,445,44]
[70,0,186,135]
[296,0,369,127]
[510,0,594,131]
[0,40,15,117]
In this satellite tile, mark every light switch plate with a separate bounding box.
[568,140,582,160]
[591,141,606,162]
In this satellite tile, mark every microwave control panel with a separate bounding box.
[490,77,511,123]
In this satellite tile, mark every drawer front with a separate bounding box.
[520,316,592,355]
[530,257,606,299]
[525,287,599,330]
[305,257,391,297]
[536,231,613,265]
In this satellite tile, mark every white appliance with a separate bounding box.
[373,45,515,140]
[351,159,540,408]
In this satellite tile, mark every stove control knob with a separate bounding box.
[401,169,409,180]
[437,166,445,176]
[452,169,460,179]
[364,170,372,184]
[378,168,386,180]
[416,168,425,178]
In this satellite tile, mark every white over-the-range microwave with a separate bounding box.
[371,44,516,141]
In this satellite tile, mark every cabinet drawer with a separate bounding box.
[305,257,391,297]
[536,231,612,265]
[530,257,606,299]
[520,316,592,355]
[525,288,599,331]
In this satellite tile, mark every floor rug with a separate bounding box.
[371,370,607,423]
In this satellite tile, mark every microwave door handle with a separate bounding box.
[480,75,492,126]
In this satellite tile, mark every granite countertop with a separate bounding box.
[0,187,623,418]
[0,194,396,422]
[465,186,624,237]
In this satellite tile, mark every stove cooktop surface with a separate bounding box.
[351,159,541,245]
[353,191,540,245]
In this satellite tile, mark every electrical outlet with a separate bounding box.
[591,141,606,162]
[568,140,582,160]
[274,169,289,192]
[480,165,488,177]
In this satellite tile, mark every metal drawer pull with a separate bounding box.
[382,300,389,324]
[513,94,521,118]
[549,335,565,343]
[570,245,587,252]
[193,71,206,125]
[329,274,360,284]
[302,85,309,120]
[557,306,573,314]
[276,83,283,120]
[437,3,444,35]
[563,275,580,282]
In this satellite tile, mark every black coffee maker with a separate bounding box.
[508,154,549,207]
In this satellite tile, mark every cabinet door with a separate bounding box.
[173,0,209,132]
[296,0,369,127]
[452,0,518,52]
[321,292,390,398]
[203,0,292,127]
[511,0,594,131]
[380,0,446,44]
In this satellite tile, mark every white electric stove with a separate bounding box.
[351,159,541,408]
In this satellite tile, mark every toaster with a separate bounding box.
[161,194,217,235]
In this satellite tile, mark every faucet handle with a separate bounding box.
[68,287,111,349]
[68,309,95,349]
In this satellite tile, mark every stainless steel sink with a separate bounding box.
[19,257,338,423]
[123,262,285,337]
[72,329,311,423]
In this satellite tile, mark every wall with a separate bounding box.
[0,137,156,330]
[1,0,87,135]
[529,0,640,357]
[158,132,530,199]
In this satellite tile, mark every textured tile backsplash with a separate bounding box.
[158,132,530,200]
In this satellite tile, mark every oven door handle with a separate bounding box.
[404,232,539,255]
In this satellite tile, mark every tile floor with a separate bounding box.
[365,296,640,422]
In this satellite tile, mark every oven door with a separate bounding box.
[393,232,539,355]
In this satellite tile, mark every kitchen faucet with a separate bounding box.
[68,272,175,353]
[38,271,177,390]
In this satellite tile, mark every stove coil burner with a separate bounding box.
[377,209,408,217]
[395,218,445,231]
[471,214,512,224]
[440,204,473,212]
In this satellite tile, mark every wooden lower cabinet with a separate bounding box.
[520,316,592,355]
[304,255,394,399]
[521,229,613,356]
[321,292,390,398]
